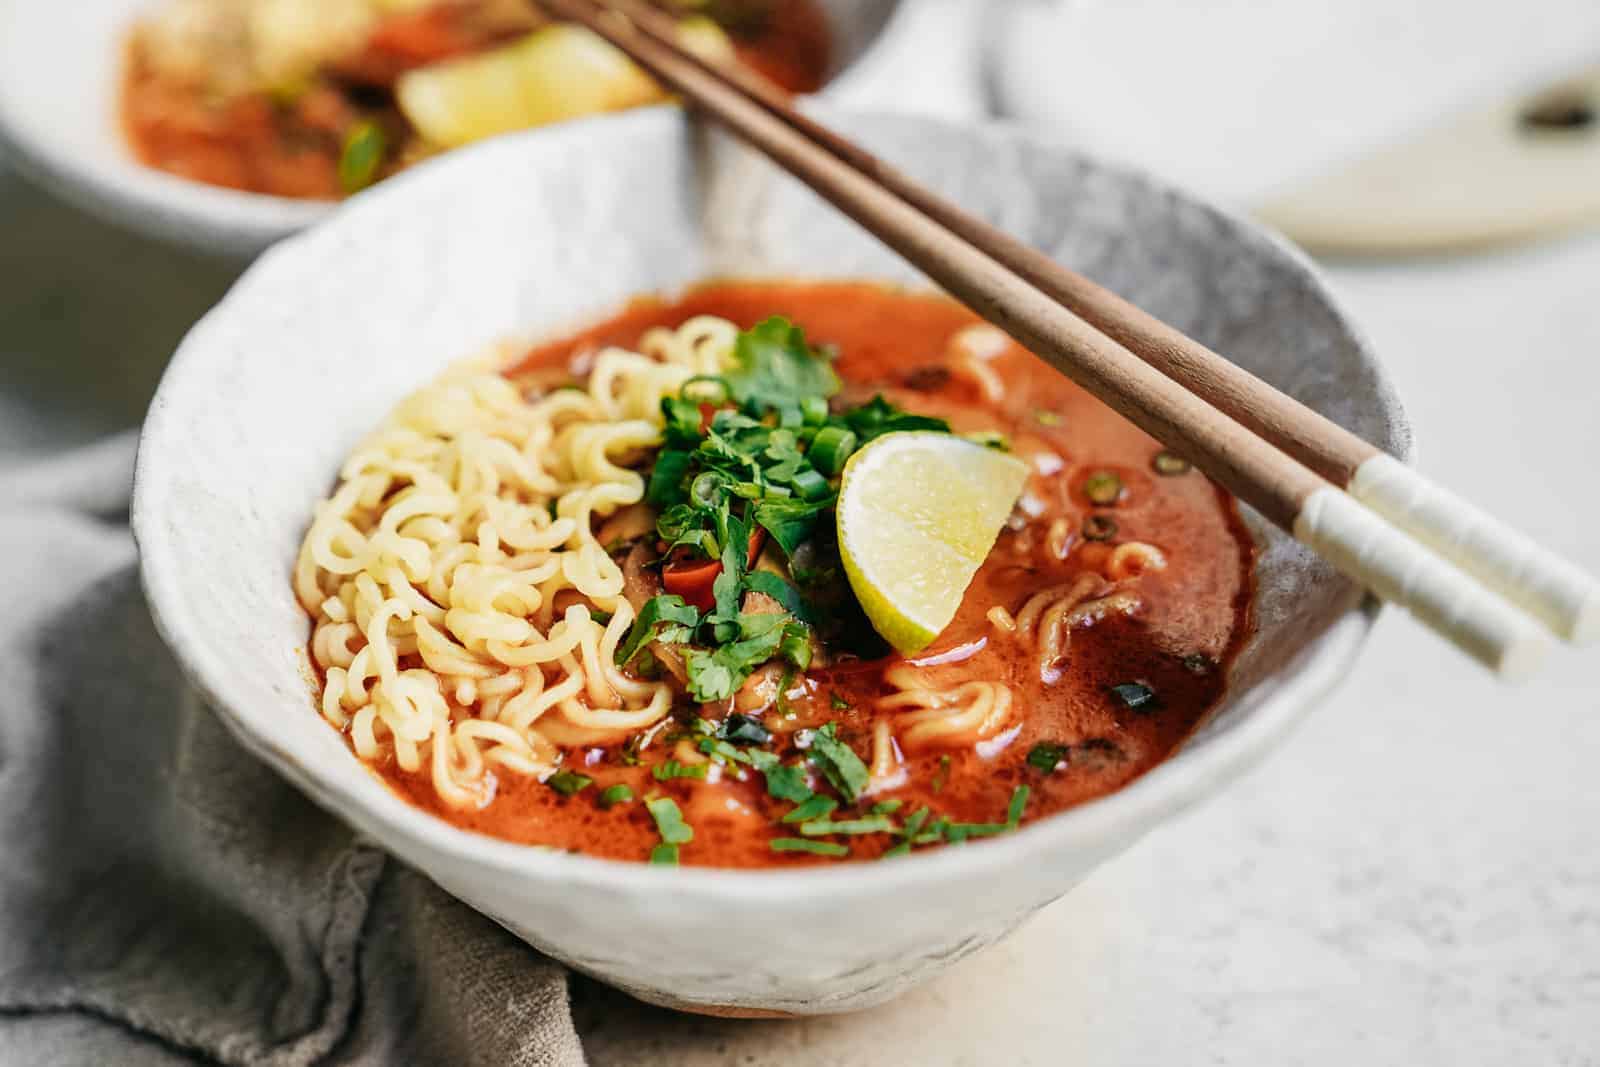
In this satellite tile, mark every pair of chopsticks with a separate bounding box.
[541,0,1599,680]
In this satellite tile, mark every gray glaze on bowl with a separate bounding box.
[133,106,1409,1015]
[0,0,904,257]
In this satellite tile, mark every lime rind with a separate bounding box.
[837,432,1029,653]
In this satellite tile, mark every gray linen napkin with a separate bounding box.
[0,435,587,1067]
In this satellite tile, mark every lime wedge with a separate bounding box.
[837,433,1029,653]
[396,20,733,149]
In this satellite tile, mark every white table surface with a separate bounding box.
[3,2,1597,1056]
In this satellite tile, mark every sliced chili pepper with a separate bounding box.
[662,527,768,611]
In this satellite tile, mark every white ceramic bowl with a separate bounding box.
[132,106,1409,1015]
[0,0,905,258]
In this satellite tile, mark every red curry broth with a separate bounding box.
[366,281,1256,866]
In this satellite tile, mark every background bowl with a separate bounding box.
[133,105,1409,1015]
[0,0,905,258]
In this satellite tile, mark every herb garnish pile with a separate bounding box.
[590,317,1042,864]
[633,715,1032,863]
[615,316,952,704]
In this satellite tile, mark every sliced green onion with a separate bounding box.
[901,807,931,840]
[931,754,952,794]
[781,795,838,824]
[791,467,831,501]
[338,120,386,194]
[1006,785,1030,827]
[690,471,725,507]
[881,841,913,859]
[830,691,850,710]
[546,770,593,796]
[1152,450,1192,476]
[645,796,694,845]
[799,815,896,837]
[649,843,680,865]
[808,426,857,476]
[800,395,830,426]
[1026,742,1069,773]
[1082,470,1125,505]
[597,784,635,808]
[780,629,813,670]
[770,838,849,857]
[1081,514,1118,542]
[870,799,903,815]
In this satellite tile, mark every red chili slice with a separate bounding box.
[662,527,768,612]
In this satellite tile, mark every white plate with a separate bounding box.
[0,0,906,258]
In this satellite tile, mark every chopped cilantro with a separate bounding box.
[1026,742,1069,773]
[741,569,814,622]
[645,796,693,845]
[597,784,635,808]
[697,737,750,767]
[781,795,838,824]
[546,770,593,796]
[719,713,772,745]
[615,595,700,668]
[798,815,896,837]
[807,723,870,803]
[745,750,812,802]
[725,316,841,414]
[770,838,849,857]
[652,759,709,782]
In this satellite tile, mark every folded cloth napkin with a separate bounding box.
[0,434,586,1067]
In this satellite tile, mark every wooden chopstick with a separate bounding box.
[581,0,1599,649]
[541,0,1561,677]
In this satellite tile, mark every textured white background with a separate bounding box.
[2,1,1597,1062]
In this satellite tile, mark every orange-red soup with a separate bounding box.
[122,0,832,200]
[345,281,1257,866]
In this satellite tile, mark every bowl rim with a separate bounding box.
[133,105,1400,904]
[0,0,915,255]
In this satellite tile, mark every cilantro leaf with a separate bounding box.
[781,795,838,824]
[724,317,841,414]
[615,595,701,668]
[684,613,788,701]
[740,569,814,623]
[545,770,593,796]
[807,723,870,803]
[745,750,812,802]
[646,448,695,508]
[753,497,829,557]
[652,759,709,781]
[843,394,951,442]
[719,713,772,745]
